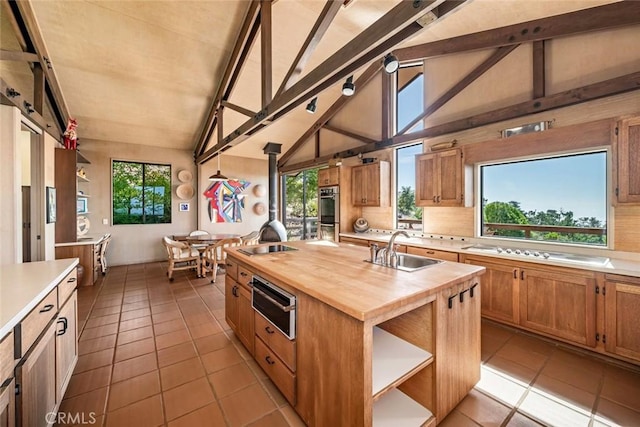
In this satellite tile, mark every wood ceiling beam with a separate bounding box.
[396,1,640,61]
[274,0,343,98]
[261,0,272,108]
[194,0,260,157]
[323,123,378,145]
[533,41,545,98]
[277,61,380,167]
[281,71,640,172]
[198,0,448,164]
[221,101,256,118]
[0,49,39,62]
[397,44,519,135]
[0,77,48,130]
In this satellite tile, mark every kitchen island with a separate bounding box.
[225,240,485,426]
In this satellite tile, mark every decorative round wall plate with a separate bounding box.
[77,216,90,236]
[253,184,266,197]
[253,202,266,215]
[176,184,195,200]
[177,170,193,183]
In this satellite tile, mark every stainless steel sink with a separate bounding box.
[394,253,443,272]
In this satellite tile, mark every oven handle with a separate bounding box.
[253,287,295,312]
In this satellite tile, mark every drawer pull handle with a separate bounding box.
[67,277,76,282]
[40,304,54,313]
[425,250,435,254]
[57,317,68,336]
[265,356,275,365]
[240,272,248,277]
[226,263,233,268]
[265,326,275,334]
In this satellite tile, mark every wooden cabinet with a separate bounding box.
[416,149,467,207]
[15,321,57,427]
[340,236,369,247]
[351,161,390,207]
[55,244,97,287]
[318,167,339,187]
[614,116,640,204]
[0,379,15,427]
[406,246,458,262]
[604,275,640,362]
[56,291,78,402]
[254,317,296,405]
[54,148,78,243]
[225,274,254,355]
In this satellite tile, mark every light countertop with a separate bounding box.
[227,240,485,321]
[55,233,106,247]
[0,258,78,338]
[339,232,640,278]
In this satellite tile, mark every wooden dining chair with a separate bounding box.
[162,236,200,281]
[97,233,112,275]
[240,230,260,246]
[188,230,210,250]
[202,237,242,283]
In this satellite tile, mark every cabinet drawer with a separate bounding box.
[57,269,78,307]
[18,289,57,356]
[225,258,239,281]
[255,312,296,371]
[255,337,296,405]
[237,266,253,287]
[407,246,459,262]
[0,332,13,382]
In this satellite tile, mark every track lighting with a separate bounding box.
[306,97,317,114]
[208,154,229,181]
[342,76,355,96]
[383,53,399,74]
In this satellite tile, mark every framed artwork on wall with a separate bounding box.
[46,187,57,223]
[179,202,190,212]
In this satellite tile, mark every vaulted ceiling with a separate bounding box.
[0,0,620,162]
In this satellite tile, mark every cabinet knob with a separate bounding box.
[265,356,275,365]
[265,326,275,334]
[40,304,54,313]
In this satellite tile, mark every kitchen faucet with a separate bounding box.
[385,230,409,266]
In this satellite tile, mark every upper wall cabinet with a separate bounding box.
[614,116,640,204]
[416,149,471,207]
[318,166,339,187]
[351,161,390,207]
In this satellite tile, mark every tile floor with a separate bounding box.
[60,262,640,427]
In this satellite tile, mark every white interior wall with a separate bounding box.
[0,106,22,264]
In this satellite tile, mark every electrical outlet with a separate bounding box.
[102,218,109,225]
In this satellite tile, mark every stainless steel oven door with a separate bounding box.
[319,186,339,224]
[251,276,296,340]
[319,223,337,242]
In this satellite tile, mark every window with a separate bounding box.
[112,161,171,224]
[480,151,607,246]
[282,169,318,241]
[396,64,424,134]
[396,144,422,230]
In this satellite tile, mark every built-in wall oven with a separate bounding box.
[251,275,296,340]
[318,186,339,241]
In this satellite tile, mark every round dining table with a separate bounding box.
[172,234,241,277]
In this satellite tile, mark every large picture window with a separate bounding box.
[282,169,318,241]
[112,161,171,224]
[396,144,422,230]
[480,151,607,246]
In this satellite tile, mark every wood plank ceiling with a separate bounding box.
[0,0,623,163]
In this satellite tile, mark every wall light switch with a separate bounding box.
[102,218,109,225]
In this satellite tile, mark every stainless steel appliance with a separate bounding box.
[252,275,296,340]
[318,186,339,241]
[238,244,298,256]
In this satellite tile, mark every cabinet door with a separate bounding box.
[318,167,339,187]
[416,153,437,206]
[519,266,596,347]
[605,281,640,362]
[237,285,255,356]
[351,165,366,206]
[465,257,519,324]
[437,149,463,206]
[0,379,15,427]
[15,321,56,427]
[225,277,239,332]
[615,116,640,204]
[362,164,380,206]
[56,291,78,403]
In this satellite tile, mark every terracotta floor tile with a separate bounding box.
[247,410,290,427]
[208,361,257,398]
[438,410,479,427]
[105,394,164,427]
[90,305,122,318]
[188,321,223,339]
[167,402,226,427]
[111,352,158,383]
[107,371,161,411]
[78,334,117,356]
[172,288,198,300]
[65,366,112,398]
[123,294,149,304]
[153,318,187,336]
[151,302,179,314]
[163,377,216,421]
[152,309,183,324]
[160,357,206,391]
[601,364,640,411]
[457,389,511,427]
[155,329,192,350]
[219,382,277,426]
[540,356,602,394]
[508,333,556,357]
[117,325,154,346]
[201,345,244,374]
[506,411,546,426]
[495,341,549,372]
[85,313,120,329]
[195,332,232,355]
[247,358,269,380]
[114,337,156,362]
[75,348,115,374]
[485,355,538,386]
[80,323,120,341]
[120,307,151,321]
[183,313,215,327]
[519,390,591,427]
[532,374,596,412]
[260,378,288,408]
[121,301,149,312]
[93,298,122,309]
[157,341,198,368]
[280,406,307,427]
[476,365,527,407]
[595,397,640,426]
[59,386,109,417]
[119,316,152,333]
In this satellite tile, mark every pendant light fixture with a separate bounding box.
[342,76,355,96]
[208,154,229,181]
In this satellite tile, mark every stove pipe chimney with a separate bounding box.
[259,143,287,242]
